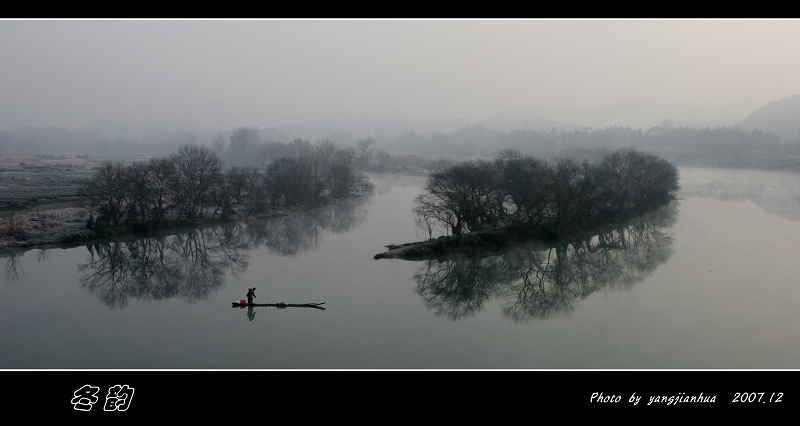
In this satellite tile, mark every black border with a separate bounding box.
[4,14,799,417]
[6,370,798,415]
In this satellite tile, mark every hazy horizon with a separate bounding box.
[3,20,800,131]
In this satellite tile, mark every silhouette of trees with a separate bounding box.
[328,147,373,198]
[494,152,551,230]
[263,140,373,208]
[169,144,224,222]
[413,148,679,240]
[412,160,503,239]
[81,140,373,233]
[80,161,131,226]
[356,138,376,166]
[228,127,260,166]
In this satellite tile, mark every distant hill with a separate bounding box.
[737,94,800,143]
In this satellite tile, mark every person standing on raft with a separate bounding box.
[247,287,256,304]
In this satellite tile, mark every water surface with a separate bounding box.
[2,169,800,368]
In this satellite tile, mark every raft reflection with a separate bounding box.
[413,202,677,322]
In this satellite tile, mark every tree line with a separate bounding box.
[413,148,679,240]
[81,141,373,233]
[219,127,460,175]
[383,123,796,169]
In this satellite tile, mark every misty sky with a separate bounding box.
[2,19,800,131]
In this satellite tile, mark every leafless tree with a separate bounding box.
[327,147,373,198]
[413,160,501,238]
[266,157,305,206]
[495,153,552,229]
[169,144,223,222]
[81,161,131,226]
[229,127,260,166]
[413,148,678,240]
[356,138,376,168]
[146,157,176,227]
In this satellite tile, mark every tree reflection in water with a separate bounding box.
[80,227,248,308]
[2,249,25,284]
[237,197,368,256]
[78,198,368,308]
[414,202,677,322]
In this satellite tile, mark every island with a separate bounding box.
[376,148,679,259]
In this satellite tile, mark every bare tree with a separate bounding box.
[124,162,154,226]
[169,144,223,222]
[327,147,373,198]
[495,154,552,229]
[229,127,260,166]
[146,157,176,227]
[81,161,131,226]
[356,138,376,168]
[413,148,678,241]
[289,138,326,204]
[266,157,304,206]
[413,161,501,238]
[315,139,338,169]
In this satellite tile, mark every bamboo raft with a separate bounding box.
[232,301,326,310]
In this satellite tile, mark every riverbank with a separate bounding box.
[0,206,289,251]
[0,148,374,252]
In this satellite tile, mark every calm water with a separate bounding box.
[2,168,800,369]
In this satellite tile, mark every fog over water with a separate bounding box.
[679,167,800,222]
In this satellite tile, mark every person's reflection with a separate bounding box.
[247,305,256,321]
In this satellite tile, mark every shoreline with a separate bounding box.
[0,208,289,252]
[375,227,511,259]
[374,205,677,260]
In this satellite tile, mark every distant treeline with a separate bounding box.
[216,124,800,172]
[383,123,799,170]
[413,148,679,240]
[385,122,785,154]
[81,141,372,233]
[5,122,797,172]
[218,127,441,173]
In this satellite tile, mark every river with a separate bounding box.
[2,168,800,368]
